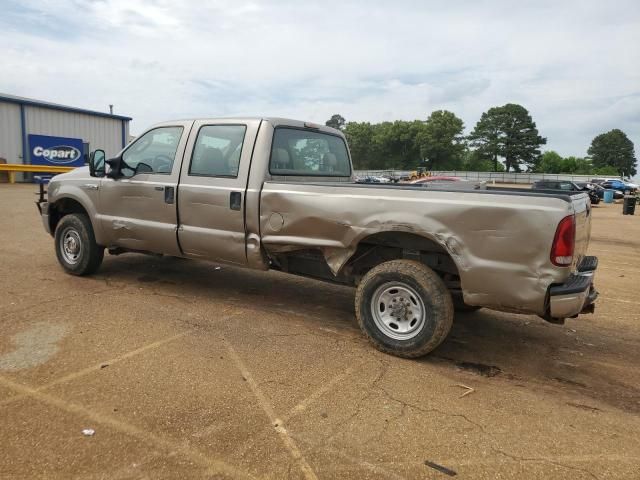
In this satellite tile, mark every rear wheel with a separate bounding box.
[54,214,104,275]
[355,260,454,358]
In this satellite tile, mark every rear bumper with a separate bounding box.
[548,256,598,319]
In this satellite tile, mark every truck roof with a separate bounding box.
[150,117,344,136]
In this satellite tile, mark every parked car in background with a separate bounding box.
[409,176,486,190]
[600,179,637,193]
[604,178,638,189]
[532,180,600,204]
[355,175,392,184]
[575,182,624,200]
[533,180,579,191]
[410,175,464,184]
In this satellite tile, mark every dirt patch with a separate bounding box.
[0,322,70,371]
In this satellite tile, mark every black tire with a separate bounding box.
[355,260,454,358]
[54,214,104,276]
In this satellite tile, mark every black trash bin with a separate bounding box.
[623,195,636,215]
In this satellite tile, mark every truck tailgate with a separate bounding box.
[572,192,592,269]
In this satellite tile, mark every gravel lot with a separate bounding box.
[1,183,639,479]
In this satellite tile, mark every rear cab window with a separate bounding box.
[269,127,351,177]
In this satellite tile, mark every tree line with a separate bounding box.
[325,106,637,176]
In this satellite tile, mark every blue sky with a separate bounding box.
[1,0,639,166]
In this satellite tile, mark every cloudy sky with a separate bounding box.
[2,0,639,160]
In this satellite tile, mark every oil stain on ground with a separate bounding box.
[456,361,502,377]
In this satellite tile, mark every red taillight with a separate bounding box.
[551,215,575,266]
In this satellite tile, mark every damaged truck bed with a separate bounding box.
[38,117,598,358]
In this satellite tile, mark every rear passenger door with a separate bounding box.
[177,119,261,266]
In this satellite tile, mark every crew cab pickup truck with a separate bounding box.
[37,118,598,358]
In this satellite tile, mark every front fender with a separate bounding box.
[48,182,105,245]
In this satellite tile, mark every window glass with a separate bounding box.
[121,126,183,177]
[270,128,351,176]
[558,182,573,190]
[83,142,90,164]
[189,125,247,177]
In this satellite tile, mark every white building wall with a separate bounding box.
[24,106,128,159]
[0,102,23,163]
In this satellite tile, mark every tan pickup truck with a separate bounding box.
[38,118,598,357]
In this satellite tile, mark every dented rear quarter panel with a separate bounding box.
[260,183,580,315]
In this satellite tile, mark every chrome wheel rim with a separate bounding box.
[371,282,426,340]
[60,227,82,265]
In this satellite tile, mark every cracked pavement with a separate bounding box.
[1,183,640,479]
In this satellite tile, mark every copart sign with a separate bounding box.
[28,134,84,167]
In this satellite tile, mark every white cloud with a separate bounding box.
[1,0,639,162]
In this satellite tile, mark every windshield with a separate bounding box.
[270,127,351,176]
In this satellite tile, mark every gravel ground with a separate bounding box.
[1,183,639,479]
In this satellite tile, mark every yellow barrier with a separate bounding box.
[0,164,75,184]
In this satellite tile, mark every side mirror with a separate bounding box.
[105,156,123,179]
[89,150,106,177]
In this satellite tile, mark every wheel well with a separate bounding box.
[342,232,461,287]
[49,198,89,234]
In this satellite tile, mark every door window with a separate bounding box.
[189,125,247,177]
[83,142,90,164]
[120,126,183,177]
[269,128,351,176]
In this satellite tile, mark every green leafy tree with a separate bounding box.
[371,120,426,169]
[561,156,578,173]
[467,111,501,171]
[569,156,593,174]
[462,149,504,172]
[468,103,546,172]
[325,114,346,130]
[415,110,466,170]
[592,165,620,176]
[587,129,637,177]
[535,151,564,173]
[344,122,377,169]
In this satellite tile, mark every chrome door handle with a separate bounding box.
[82,184,99,190]
[154,186,165,191]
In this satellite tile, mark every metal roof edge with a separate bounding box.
[0,93,132,121]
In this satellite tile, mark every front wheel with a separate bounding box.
[54,214,104,275]
[355,260,454,358]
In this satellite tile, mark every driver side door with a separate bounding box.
[96,121,192,255]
